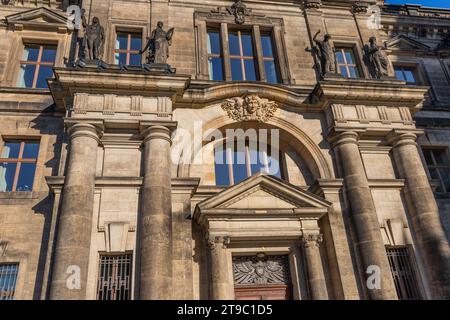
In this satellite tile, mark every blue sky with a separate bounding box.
[385,0,450,9]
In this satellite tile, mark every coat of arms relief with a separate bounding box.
[221,94,278,123]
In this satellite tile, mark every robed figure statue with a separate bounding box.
[313,30,337,76]
[140,21,174,64]
[366,36,394,79]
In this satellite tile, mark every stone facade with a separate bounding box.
[0,0,449,300]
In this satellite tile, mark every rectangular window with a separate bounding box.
[207,30,224,81]
[96,253,132,300]
[386,246,422,300]
[18,44,56,89]
[335,47,360,79]
[0,140,39,192]
[229,30,257,81]
[422,147,450,193]
[205,26,280,84]
[261,34,280,84]
[0,263,19,300]
[394,66,418,84]
[114,31,142,66]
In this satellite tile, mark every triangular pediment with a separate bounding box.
[6,7,70,31]
[385,35,430,51]
[197,174,331,211]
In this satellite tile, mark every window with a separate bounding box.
[0,140,39,192]
[114,31,142,66]
[206,26,281,83]
[97,253,132,300]
[0,263,19,300]
[229,30,257,81]
[422,148,450,193]
[18,44,56,89]
[207,30,224,81]
[394,66,417,84]
[214,140,282,186]
[335,47,360,78]
[386,246,422,300]
[261,34,280,84]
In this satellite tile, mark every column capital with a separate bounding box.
[352,1,369,14]
[303,0,322,11]
[301,233,323,248]
[65,120,104,144]
[328,130,360,148]
[387,129,424,149]
[140,121,177,144]
[207,234,231,250]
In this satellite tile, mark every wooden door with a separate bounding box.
[235,284,292,300]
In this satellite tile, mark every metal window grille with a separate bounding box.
[96,253,132,300]
[386,246,422,300]
[0,263,19,300]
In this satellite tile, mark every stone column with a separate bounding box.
[208,235,234,300]
[302,234,329,300]
[389,131,450,299]
[50,122,101,299]
[139,125,174,300]
[331,131,397,300]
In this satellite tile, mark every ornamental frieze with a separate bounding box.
[233,253,290,286]
[221,94,278,123]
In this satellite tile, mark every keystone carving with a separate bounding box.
[221,94,278,123]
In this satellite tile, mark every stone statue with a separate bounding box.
[79,12,105,61]
[366,37,394,79]
[140,21,174,65]
[313,30,337,76]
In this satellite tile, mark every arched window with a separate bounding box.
[214,140,282,186]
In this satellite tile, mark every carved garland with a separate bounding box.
[221,94,278,123]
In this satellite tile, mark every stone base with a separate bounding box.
[143,63,176,74]
[75,59,109,69]
[322,72,343,79]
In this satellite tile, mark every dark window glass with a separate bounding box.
[229,32,241,56]
[0,263,19,300]
[229,31,257,81]
[244,59,257,81]
[0,141,39,192]
[394,66,417,84]
[261,35,274,57]
[207,31,224,81]
[214,141,282,186]
[335,47,360,79]
[19,44,56,89]
[231,59,243,80]
[422,148,450,193]
[241,33,254,56]
[114,31,142,66]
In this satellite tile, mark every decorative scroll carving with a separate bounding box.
[233,253,290,285]
[207,235,231,250]
[210,0,253,24]
[352,1,369,14]
[302,234,323,248]
[303,0,322,10]
[0,240,8,256]
[221,94,278,123]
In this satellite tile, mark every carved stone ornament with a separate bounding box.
[211,0,252,24]
[233,253,291,286]
[1,0,13,5]
[352,1,369,14]
[221,94,278,123]
[304,0,322,10]
[0,240,8,256]
[302,234,323,248]
[207,235,231,250]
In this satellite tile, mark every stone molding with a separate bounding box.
[65,121,104,144]
[387,130,421,148]
[207,235,231,250]
[141,125,174,145]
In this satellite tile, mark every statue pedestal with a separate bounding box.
[323,72,343,79]
[143,63,176,74]
[76,59,108,69]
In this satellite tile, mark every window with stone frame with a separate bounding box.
[422,147,450,193]
[0,263,19,300]
[114,30,143,66]
[18,43,56,89]
[195,10,290,84]
[394,65,419,84]
[0,140,40,192]
[335,46,361,79]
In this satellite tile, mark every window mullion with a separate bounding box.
[226,146,234,185]
[127,33,131,65]
[253,25,265,82]
[238,31,246,81]
[221,23,232,81]
[32,46,44,89]
[12,142,25,191]
[245,145,252,177]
